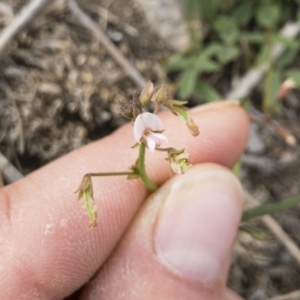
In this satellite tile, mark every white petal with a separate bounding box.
[147,132,161,145]
[133,114,146,142]
[145,136,156,152]
[133,113,164,142]
[141,112,163,131]
[151,132,168,143]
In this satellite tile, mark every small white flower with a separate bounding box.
[133,112,168,152]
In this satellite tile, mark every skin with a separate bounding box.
[0,101,249,300]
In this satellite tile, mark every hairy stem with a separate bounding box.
[138,142,158,191]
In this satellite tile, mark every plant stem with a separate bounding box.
[262,28,273,113]
[242,195,300,222]
[89,171,135,177]
[138,142,158,191]
[155,147,170,152]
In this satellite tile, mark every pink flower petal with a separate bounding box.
[145,136,156,152]
[147,132,161,145]
[133,112,164,142]
[150,132,168,143]
[133,114,146,142]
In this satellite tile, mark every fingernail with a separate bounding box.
[154,166,243,286]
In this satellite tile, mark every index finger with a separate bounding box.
[0,101,249,299]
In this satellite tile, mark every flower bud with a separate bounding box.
[75,174,97,229]
[140,81,154,106]
[151,85,168,105]
[119,100,134,119]
[118,94,143,120]
[187,117,200,136]
[166,148,192,174]
[164,100,200,136]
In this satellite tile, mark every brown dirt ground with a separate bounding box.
[1,1,300,299]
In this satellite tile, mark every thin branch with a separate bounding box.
[244,191,300,266]
[67,0,147,89]
[267,290,300,300]
[0,152,23,183]
[262,215,300,264]
[226,22,300,100]
[0,0,52,56]
[96,5,139,37]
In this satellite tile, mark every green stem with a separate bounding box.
[242,195,300,222]
[138,142,158,191]
[262,28,273,113]
[89,171,135,177]
[155,147,170,152]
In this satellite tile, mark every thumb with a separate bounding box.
[80,164,244,300]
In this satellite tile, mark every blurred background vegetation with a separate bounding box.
[166,0,300,115]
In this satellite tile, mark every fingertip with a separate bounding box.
[81,164,244,299]
[153,164,243,286]
[190,101,249,167]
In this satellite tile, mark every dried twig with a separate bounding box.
[262,215,300,264]
[0,0,52,56]
[226,22,300,100]
[97,5,139,37]
[244,191,300,266]
[0,152,23,183]
[67,0,147,89]
[267,290,300,300]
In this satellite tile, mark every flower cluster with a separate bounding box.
[77,82,199,228]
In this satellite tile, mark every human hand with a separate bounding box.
[0,101,249,300]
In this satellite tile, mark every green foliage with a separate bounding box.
[255,1,280,28]
[285,69,300,87]
[213,17,240,44]
[195,80,221,102]
[178,69,198,98]
[233,3,253,26]
[164,0,300,110]
[263,68,281,112]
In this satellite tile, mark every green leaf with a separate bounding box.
[213,17,239,44]
[195,53,220,73]
[263,69,281,112]
[178,69,198,99]
[195,80,221,102]
[256,2,280,28]
[198,0,220,20]
[239,225,267,240]
[256,44,272,65]
[275,48,299,69]
[241,32,265,44]
[164,56,194,72]
[285,69,300,87]
[216,45,240,64]
[242,195,300,222]
[233,3,253,26]
[273,35,299,48]
[232,159,242,176]
[200,43,223,58]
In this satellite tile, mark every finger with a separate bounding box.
[0,102,249,298]
[224,289,245,300]
[80,164,244,300]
